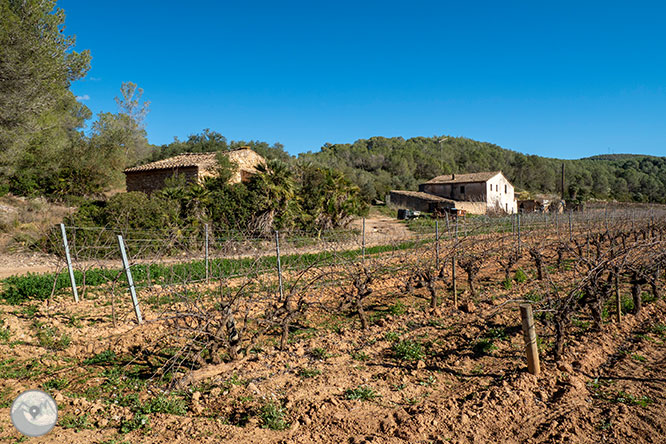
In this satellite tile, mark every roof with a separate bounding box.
[123,147,259,173]
[390,190,456,204]
[425,171,502,184]
[124,153,218,173]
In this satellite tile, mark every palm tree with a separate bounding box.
[249,160,298,234]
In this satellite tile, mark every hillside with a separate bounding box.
[298,136,666,204]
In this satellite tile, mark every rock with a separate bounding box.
[247,382,259,394]
[54,393,65,403]
[380,416,396,433]
[461,302,476,313]
[89,402,104,414]
[96,418,108,428]
[557,362,573,374]
[210,387,221,397]
[192,391,201,402]
[416,360,426,369]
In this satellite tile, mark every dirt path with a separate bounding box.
[0,217,413,280]
[0,252,60,279]
[349,216,412,243]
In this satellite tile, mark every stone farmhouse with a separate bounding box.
[390,171,517,215]
[124,147,266,194]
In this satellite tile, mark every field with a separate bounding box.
[0,210,665,443]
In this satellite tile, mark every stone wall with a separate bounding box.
[389,191,455,213]
[125,167,199,194]
[225,149,267,183]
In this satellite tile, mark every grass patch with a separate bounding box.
[60,413,93,431]
[84,350,117,366]
[297,367,321,378]
[473,339,497,356]
[388,301,407,316]
[34,321,71,351]
[309,347,329,360]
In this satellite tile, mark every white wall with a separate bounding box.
[485,173,517,214]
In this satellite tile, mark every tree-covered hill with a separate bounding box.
[298,136,666,204]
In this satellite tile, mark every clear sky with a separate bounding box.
[62,0,666,158]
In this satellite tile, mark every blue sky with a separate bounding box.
[62,0,666,158]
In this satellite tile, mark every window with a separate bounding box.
[460,185,465,194]
[505,184,507,194]
[496,184,498,192]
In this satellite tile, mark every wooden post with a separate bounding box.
[275,230,284,302]
[117,235,142,324]
[205,223,210,283]
[59,224,79,303]
[520,304,540,376]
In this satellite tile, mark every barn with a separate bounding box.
[123,147,266,194]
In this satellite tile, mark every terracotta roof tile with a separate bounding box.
[425,171,502,184]
[390,190,456,204]
[124,153,218,173]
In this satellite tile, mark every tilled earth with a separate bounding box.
[0,273,664,444]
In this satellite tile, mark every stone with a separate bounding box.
[247,382,259,394]
[461,302,476,313]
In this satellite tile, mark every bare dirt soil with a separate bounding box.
[0,261,664,444]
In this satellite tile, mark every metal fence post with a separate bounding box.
[517,213,522,255]
[452,216,458,308]
[435,218,440,270]
[362,217,366,262]
[117,235,143,324]
[275,230,284,302]
[59,224,79,303]
[205,223,209,283]
[568,210,573,242]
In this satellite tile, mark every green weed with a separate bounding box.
[345,385,378,401]
[297,367,321,378]
[259,401,289,430]
[514,268,527,283]
[392,339,425,362]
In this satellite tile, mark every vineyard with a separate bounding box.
[0,209,665,443]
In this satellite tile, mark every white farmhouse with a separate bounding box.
[390,171,517,214]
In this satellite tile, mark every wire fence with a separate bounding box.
[10,206,664,382]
